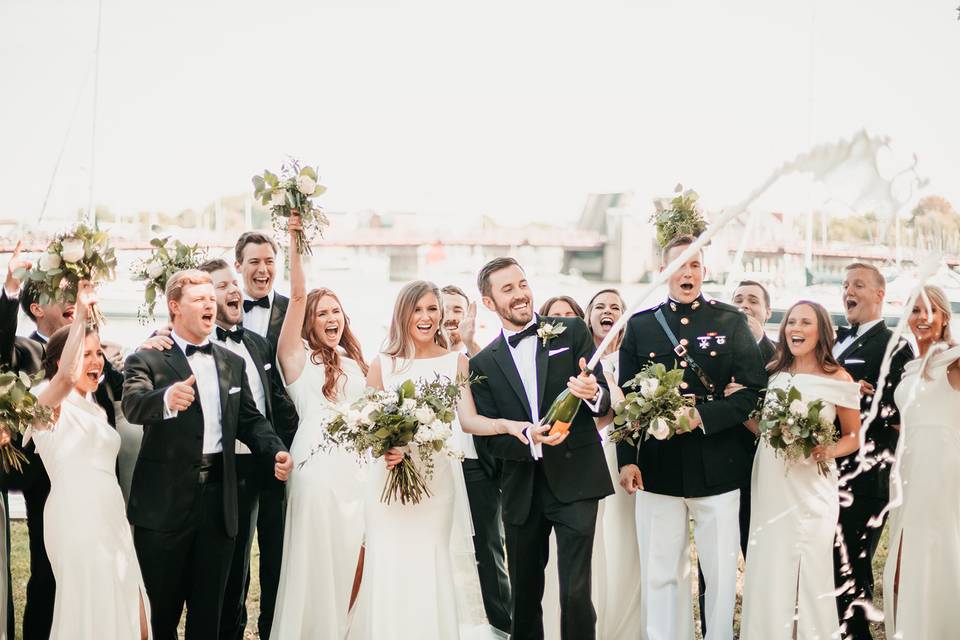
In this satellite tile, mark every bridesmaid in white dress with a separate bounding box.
[349,281,509,640]
[883,285,960,639]
[739,301,861,640]
[271,217,368,639]
[30,286,149,640]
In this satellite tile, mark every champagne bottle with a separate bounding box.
[541,367,592,436]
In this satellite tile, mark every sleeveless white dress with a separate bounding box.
[883,344,960,639]
[348,352,504,640]
[740,372,859,640]
[541,350,642,640]
[29,389,150,640]
[271,349,367,640]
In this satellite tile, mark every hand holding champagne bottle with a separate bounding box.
[540,357,601,438]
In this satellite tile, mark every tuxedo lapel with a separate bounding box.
[243,333,272,417]
[267,294,288,346]
[491,335,533,420]
[163,345,195,383]
[213,346,232,426]
[838,322,885,361]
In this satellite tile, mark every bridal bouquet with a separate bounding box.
[312,374,475,505]
[14,223,117,326]
[0,370,53,472]
[610,362,693,444]
[252,159,328,255]
[650,183,708,247]
[755,385,837,476]
[131,237,208,322]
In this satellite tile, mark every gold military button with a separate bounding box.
[680,338,689,346]
[680,361,688,368]
[649,352,656,358]
[709,300,716,305]
[680,382,689,390]
[692,301,700,310]
[680,317,689,325]
[710,351,717,357]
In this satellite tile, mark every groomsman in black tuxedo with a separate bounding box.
[0,244,124,640]
[832,262,913,640]
[122,269,292,640]
[441,284,511,634]
[233,231,298,639]
[468,257,614,640]
[617,236,765,640]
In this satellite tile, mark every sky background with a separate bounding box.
[2,0,958,227]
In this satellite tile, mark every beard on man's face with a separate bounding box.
[495,294,533,326]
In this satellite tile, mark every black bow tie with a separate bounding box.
[243,297,270,312]
[216,326,244,343]
[185,343,213,357]
[507,324,539,348]
[837,324,860,341]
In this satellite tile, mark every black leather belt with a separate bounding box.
[198,452,223,484]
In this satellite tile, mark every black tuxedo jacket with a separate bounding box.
[469,316,614,525]
[259,293,298,447]
[121,343,287,537]
[616,297,765,498]
[759,335,778,366]
[834,321,914,500]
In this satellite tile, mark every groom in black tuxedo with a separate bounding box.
[122,269,292,640]
[832,262,913,640]
[469,257,614,640]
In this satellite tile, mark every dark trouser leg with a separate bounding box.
[218,455,260,640]
[698,480,750,637]
[255,478,285,639]
[22,480,54,640]
[463,458,511,634]
[834,496,887,640]
[3,491,14,640]
[546,493,599,640]
[184,481,236,640]
[504,472,552,640]
[134,520,195,640]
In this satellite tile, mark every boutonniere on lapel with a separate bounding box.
[537,321,567,347]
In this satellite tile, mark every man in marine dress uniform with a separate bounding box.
[617,235,765,640]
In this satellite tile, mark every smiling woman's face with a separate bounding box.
[784,303,820,358]
[589,292,623,340]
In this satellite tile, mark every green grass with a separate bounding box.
[7,520,891,640]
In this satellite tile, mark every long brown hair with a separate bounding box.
[302,288,368,401]
[382,281,448,366]
[768,300,841,375]
[43,324,99,380]
[539,295,585,319]
[586,288,626,355]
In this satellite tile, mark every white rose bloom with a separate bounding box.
[414,406,436,425]
[430,420,452,439]
[788,399,808,416]
[358,403,378,425]
[60,238,85,263]
[270,189,288,208]
[297,175,317,196]
[640,377,660,399]
[38,252,61,272]
[381,391,400,405]
[345,409,363,429]
[147,260,166,280]
[401,398,418,413]
[781,428,797,445]
[649,416,671,440]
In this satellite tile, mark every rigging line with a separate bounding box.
[86,0,104,225]
[37,59,96,224]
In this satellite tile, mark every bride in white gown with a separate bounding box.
[349,281,511,640]
[271,217,368,639]
[739,301,861,640]
[30,285,149,640]
[883,285,960,639]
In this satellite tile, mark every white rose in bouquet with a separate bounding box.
[401,398,418,413]
[38,252,61,272]
[270,189,288,208]
[60,238,86,263]
[381,391,400,405]
[146,260,166,280]
[788,399,809,416]
[358,403,379,425]
[781,426,797,444]
[297,175,317,196]
[639,377,660,399]
[414,406,436,425]
[649,416,671,440]
[345,409,363,430]
[429,419,452,440]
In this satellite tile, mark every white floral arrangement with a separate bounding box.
[755,385,837,475]
[252,159,329,255]
[130,237,208,323]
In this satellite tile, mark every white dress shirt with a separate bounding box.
[242,289,275,338]
[163,331,223,454]
[832,318,882,359]
[212,326,266,455]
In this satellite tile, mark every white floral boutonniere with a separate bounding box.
[537,321,567,347]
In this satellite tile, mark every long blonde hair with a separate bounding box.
[382,281,448,367]
[916,285,956,380]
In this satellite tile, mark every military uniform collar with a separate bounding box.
[666,293,707,313]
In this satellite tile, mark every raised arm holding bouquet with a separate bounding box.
[252,160,328,255]
[131,237,208,322]
[14,223,117,327]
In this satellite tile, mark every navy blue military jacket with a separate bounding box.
[616,294,766,498]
